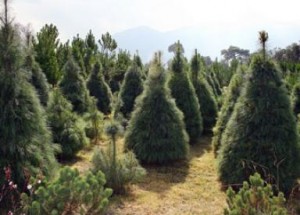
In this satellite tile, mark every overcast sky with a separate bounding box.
[12,0,300,40]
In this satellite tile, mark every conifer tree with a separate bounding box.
[169,46,203,143]
[118,63,143,118]
[0,0,58,185]
[23,32,49,106]
[125,53,189,164]
[47,89,88,159]
[87,61,112,115]
[34,24,60,86]
[190,50,217,134]
[291,83,300,116]
[218,32,300,194]
[212,66,246,156]
[59,57,91,114]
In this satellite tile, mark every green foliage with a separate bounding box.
[0,14,58,186]
[118,64,144,118]
[169,49,203,143]
[60,57,92,114]
[87,61,112,114]
[47,89,88,159]
[84,99,104,143]
[93,121,146,194]
[125,54,189,164]
[21,167,112,215]
[24,53,49,106]
[212,66,246,156]
[71,34,86,77]
[34,24,60,86]
[224,173,287,215]
[218,56,300,194]
[291,83,300,116]
[190,50,217,134]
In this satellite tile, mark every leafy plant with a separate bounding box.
[92,121,146,194]
[224,173,287,215]
[21,167,112,215]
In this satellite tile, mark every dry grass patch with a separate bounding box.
[106,136,227,215]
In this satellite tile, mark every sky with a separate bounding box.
[10,0,300,58]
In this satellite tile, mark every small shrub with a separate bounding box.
[92,121,146,194]
[21,167,112,215]
[224,173,288,215]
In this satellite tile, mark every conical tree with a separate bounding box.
[190,50,217,134]
[291,83,300,116]
[118,63,143,118]
[125,53,189,164]
[168,46,203,143]
[218,34,300,193]
[87,61,112,115]
[212,66,246,156]
[23,41,49,106]
[0,0,58,186]
[59,57,91,114]
[47,89,88,159]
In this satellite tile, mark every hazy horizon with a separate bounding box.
[10,0,300,60]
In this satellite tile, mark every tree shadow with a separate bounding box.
[137,135,213,194]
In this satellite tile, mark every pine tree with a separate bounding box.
[218,33,300,193]
[212,66,246,156]
[0,0,58,186]
[23,32,49,106]
[34,24,60,87]
[87,61,112,115]
[168,46,203,143]
[59,57,91,114]
[118,63,143,118]
[47,89,88,159]
[190,50,217,134]
[291,83,300,116]
[125,53,189,164]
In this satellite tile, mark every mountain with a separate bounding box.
[114,25,300,63]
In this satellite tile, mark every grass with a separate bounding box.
[67,136,300,215]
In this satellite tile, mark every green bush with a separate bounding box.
[21,167,112,215]
[93,121,146,194]
[125,53,189,164]
[224,173,287,215]
[47,89,88,159]
[87,61,112,115]
[168,48,203,143]
[118,64,144,118]
[212,66,246,156]
[218,56,300,194]
[84,99,104,143]
[60,57,92,114]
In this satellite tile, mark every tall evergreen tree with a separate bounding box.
[34,24,60,86]
[59,57,91,114]
[190,50,217,134]
[0,0,58,186]
[212,66,246,156]
[87,61,112,115]
[47,89,88,159]
[218,33,300,193]
[125,53,189,164]
[23,32,49,106]
[118,63,143,118]
[168,46,203,143]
